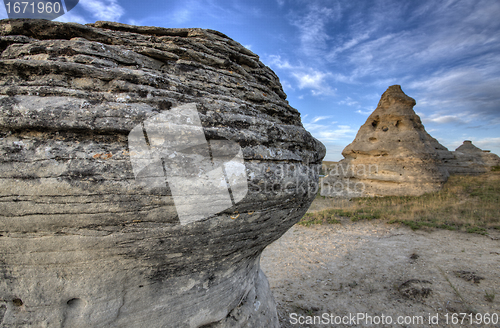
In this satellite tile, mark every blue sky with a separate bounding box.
[2,0,499,160]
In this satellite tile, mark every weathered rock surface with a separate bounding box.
[321,85,449,197]
[0,19,325,327]
[443,140,500,174]
[480,150,500,168]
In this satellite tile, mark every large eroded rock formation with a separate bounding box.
[443,140,500,174]
[0,19,325,327]
[321,85,449,197]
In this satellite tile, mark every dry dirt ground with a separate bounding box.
[261,219,500,328]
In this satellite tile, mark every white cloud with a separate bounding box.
[424,114,469,125]
[266,55,336,96]
[303,122,326,133]
[292,70,335,95]
[278,0,500,159]
[280,80,294,92]
[171,8,191,24]
[79,0,124,21]
[356,109,372,115]
[311,116,333,123]
[290,3,339,57]
[127,19,141,26]
[338,96,359,106]
[409,63,500,120]
[442,136,500,156]
[316,125,356,141]
[266,55,293,69]
[54,11,87,24]
[474,137,500,151]
[303,117,356,145]
[327,32,371,60]
[3,0,123,24]
[277,0,285,7]
[296,0,500,109]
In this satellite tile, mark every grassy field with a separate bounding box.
[299,170,500,235]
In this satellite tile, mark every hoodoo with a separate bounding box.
[0,19,324,327]
[322,85,450,197]
[443,140,500,174]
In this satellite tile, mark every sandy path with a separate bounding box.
[261,220,500,327]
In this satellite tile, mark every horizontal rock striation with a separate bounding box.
[443,140,500,174]
[322,87,500,198]
[0,19,325,327]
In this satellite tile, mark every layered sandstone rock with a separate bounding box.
[443,140,500,174]
[456,140,483,153]
[321,85,449,197]
[480,150,500,168]
[0,19,325,327]
[456,140,500,169]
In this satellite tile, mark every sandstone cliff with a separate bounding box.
[0,19,325,327]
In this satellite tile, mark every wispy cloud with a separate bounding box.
[419,111,472,125]
[126,19,141,26]
[334,1,500,109]
[442,136,500,154]
[55,12,87,24]
[53,0,124,23]
[338,96,359,106]
[356,109,372,115]
[290,3,339,57]
[426,115,468,125]
[474,137,500,151]
[79,0,124,21]
[292,70,335,96]
[327,32,371,61]
[311,116,333,123]
[279,0,500,126]
[266,55,293,69]
[303,117,356,145]
[0,0,124,24]
[266,55,336,96]
[316,125,356,141]
[409,63,500,121]
[170,8,191,24]
[131,0,264,30]
[280,80,294,92]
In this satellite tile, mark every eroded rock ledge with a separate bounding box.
[0,19,325,327]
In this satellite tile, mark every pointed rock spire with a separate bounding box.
[323,85,450,197]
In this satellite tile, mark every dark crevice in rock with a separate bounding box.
[0,303,5,324]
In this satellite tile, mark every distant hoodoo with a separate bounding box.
[443,140,500,174]
[323,86,500,198]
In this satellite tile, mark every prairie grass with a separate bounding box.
[298,171,500,234]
